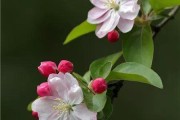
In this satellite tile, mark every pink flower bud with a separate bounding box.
[38,61,57,77]
[37,82,51,97]
[58,60,74,73]
[91,78,107,94]
[107,30,119,43]
[32,111,39,120]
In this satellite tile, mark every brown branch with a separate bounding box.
[109,6,180,102]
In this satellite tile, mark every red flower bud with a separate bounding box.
[58,60,74,73]
[107,30,119,43]
[32,111,39,120]
[38,61,57,77]
[37,82,51,97]
[91,78,107,94]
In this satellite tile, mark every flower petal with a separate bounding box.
[90,0,108,9]
[119,0,140,20]
[48,73,68,101]
[48,73,83,105]
[32,96,60,120]
[88,10,112,24]
[64,73,83,105]
[95,24,107,38]
[88,7,108,20]
[117,18,134,33]
[72,103,97,120]
[96,11,120,38]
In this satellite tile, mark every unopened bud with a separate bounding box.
[91,78,107,94]
[37,82,51,97]
[32,111,39,120]
[38,61,57,77]
[107,30,119,43]
[58,60,74,73]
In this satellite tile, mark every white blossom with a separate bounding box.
[87,0,140,38]
[32,73,97,120]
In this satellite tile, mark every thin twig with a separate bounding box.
[153,6,180,38]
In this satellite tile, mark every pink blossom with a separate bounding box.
[32,73,97,120]
[87,0,140,38]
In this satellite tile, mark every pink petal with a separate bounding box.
[48,73,83,105]
[88,10,112,24]
[48,73,68,101]
[72,103,97,120]
[90,0,108,9]
[88,7,108,20]
[32,96,61,120]
[96,11,120,38]
[64,73,83,105]
[95,24,107,38]
[117,18,134,33]
[119,0,140,20]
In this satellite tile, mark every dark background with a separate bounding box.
[2,0,180,120]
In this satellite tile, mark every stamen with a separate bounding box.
[52,98,71,115]
[107,0,120,11]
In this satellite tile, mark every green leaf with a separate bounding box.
[150,0,180,11]
[107,62,163,89]
[90,52,123,79]
[27,102,32,111]
[123,25,154,68]
[83,71,91,84]
[84,90,107,112]
[102,97,113,120]
[140,0,152,15]
[97,111,105,120]
[73,72,88,89]
[64,21,96,44]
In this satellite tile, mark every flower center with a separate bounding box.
[107,0,120,11]
[52,98,72,114]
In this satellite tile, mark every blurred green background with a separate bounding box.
[2,0,180,120]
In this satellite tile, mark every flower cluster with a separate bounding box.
[87,0,140,38]
[31,60,107,120]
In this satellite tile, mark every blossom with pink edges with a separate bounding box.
[32,73,97,120]
[87,0,140,38]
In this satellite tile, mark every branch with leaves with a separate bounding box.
[110,6,180,102]
[28,0,180,120]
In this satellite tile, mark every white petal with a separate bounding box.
[119,0,140,20]
[32,96,60,120]
[87,10,112,24]
[48,73,83,105]
[88,7,108,20]
[72,103,97,120]
[67,87,83,105]
[117,18,134,33]
[48,73,69,101]
[64,73,80,88]
[90,0,108,9]
[121,0,138,4]
[96,11,120,38]
[68,113,80,120]
[95,24,107,38]
[64,73,83,105]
